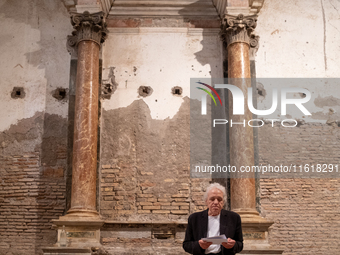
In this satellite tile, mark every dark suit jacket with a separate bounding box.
[183,209,243,255]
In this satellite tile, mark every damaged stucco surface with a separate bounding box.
[0,1,70,253]
[255,0,340,123]
[0,0,71,132]
[99,27,222,222]
[0,111,68,254]
[101,28,223,120]
[256,0,340,78]
[100,98,192,221]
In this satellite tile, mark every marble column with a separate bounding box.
[218,13,284,255]
[221,14,258,216]
[49,12,107,249]
[66,11,107,218]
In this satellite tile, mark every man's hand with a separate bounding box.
[222,238,236,249]
[199,239,212,249]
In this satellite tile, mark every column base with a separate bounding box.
[42,247,92,255]
[50,211,104,249]
[232,209,284,254]
[233,208,260,216]
[63,208,101,219]
[240,244,284,254]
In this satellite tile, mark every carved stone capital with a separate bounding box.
[221,14,257,46]
[69,11,108,46]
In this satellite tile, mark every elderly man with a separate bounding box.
[183,183,243,255]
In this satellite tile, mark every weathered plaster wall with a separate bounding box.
[1,0,339,254]
[102,28,223,120]
[0,0,71,254]
[100,27,223,222]
[99,2,340,253]
[255,0,340,122]
[99,27,221,253]
[0,0,71,132]
[256,0,340,78]
[254,1,340,254]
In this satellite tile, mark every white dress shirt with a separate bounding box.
[205,214,221,254]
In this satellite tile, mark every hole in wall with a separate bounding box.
[59,89,66,98]
[299,93,306,98]
[102,83,115,99]
[11,87,25,99]
[138,86,153,97]
[256,82,266,100]
[101,66,118,100]
[52,88,68,101]
[172,86,182,96]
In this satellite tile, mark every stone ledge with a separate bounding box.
[42,247,91,254]
[240,249,284,254]
[240,244,284,254]
[104,220,187,226]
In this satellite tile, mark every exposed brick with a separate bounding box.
[152,210,170,214]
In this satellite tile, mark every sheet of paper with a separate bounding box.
[202,234,228,245]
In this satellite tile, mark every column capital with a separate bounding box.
[68,11,108,48]
[221,14,257,46]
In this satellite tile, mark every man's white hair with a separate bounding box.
[203,182,227,203]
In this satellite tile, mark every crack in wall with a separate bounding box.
[321,0,328,71]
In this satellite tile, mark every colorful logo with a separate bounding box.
[196,82,223,106]
[196,82,223,115]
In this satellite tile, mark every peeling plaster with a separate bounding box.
[0,0,71,132]
[102,28,223,120]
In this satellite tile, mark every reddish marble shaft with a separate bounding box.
[228,42,256,212]
[69,41,100,215]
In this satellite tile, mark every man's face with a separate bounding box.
[206,188,224,216]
